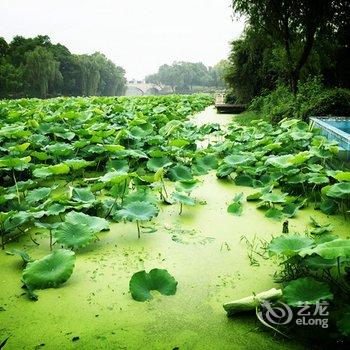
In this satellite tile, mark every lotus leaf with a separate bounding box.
[168,165,193,181]
[22,249,75,293]
[146,157,172,172]
[129,268,178,302]
[326,182,350,199]
[283,277,333,306]
[65,211,109,232]
[299,239,350,259]
[172,192,196,206]
[268,235,314,256]
[117,201,159,222]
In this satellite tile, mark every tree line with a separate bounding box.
[145,61,227,93]
[225,0,350,103]
[0,35,127,99]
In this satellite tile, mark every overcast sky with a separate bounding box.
[1,0,245,80]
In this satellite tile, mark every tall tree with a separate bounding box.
[231,0,345,93]
[24,47,62,98]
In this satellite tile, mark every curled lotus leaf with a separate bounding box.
[22,249,75,292]
[129,268,178,302]
[175,179,200,193]
[172,192,196,206]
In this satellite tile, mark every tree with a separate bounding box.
[207,60,228,88]
[224,27,278,102]
[0,35,127,98]
[231,0,346,94]
[24,47,62,98]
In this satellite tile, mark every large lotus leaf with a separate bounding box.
[9,142,30,153]
[0,156,31,170]
[320,199,337,215]
[337,311,350,336]
[283,277,333,306]
[54,130,75,140]
[45,143,74,157]
[26,187,51,204]
[45,203,66,216]
[153,105,167,114]
[64,158,93,170]
[175,179,200,193]
[333,171,350,182]
[159,120,181,136]
[100,170,129,184]
[326,182,350,199]
[268,235,314,256]
[146,157,172,172]
[282,203,299,218]
[309,218,333,235]
[65,211,109,232]
[49,163,71,175]
[107,159,129,172]
[290,151,311,165]
[279,119,299,129]
[307,174,329,185]
[124,188,158,205]
[172,192,196,206]
[119,149,148,159]
[168,165,193,181]
[266,155,294,169]
[195,155,218,170]
[117,201,159,221]
[299,239,350,259]
[22,249,75,291]
[289,131,313,141]
[301,255,340,270]
[261,192,286,204]
[71,188,95,203]
[265,207,283,221]
[129,268,178,302]
[168,138,190,148]
[33,164,70,178]
[234,174,254,187]
[224,154,254,167]
[216,164,234,178]
[32,167,52,178]
[103,144,125,153]
[246,191,263,201]
[54,222,95,249]
[3,211,32,231]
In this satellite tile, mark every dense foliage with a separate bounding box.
[0,94,213,297]
[145,61,227,93]
[0,35,127,99]
[249,78,350,123]
[225,0,350,103]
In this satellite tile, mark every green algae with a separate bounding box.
[0,108,348,350]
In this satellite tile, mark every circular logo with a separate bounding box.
[258,300,293,325]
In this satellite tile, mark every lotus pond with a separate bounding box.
[0,96,349,349]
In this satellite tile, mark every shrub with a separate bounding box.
[248,77,350,123]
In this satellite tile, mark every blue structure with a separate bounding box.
[310,117,350,160]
